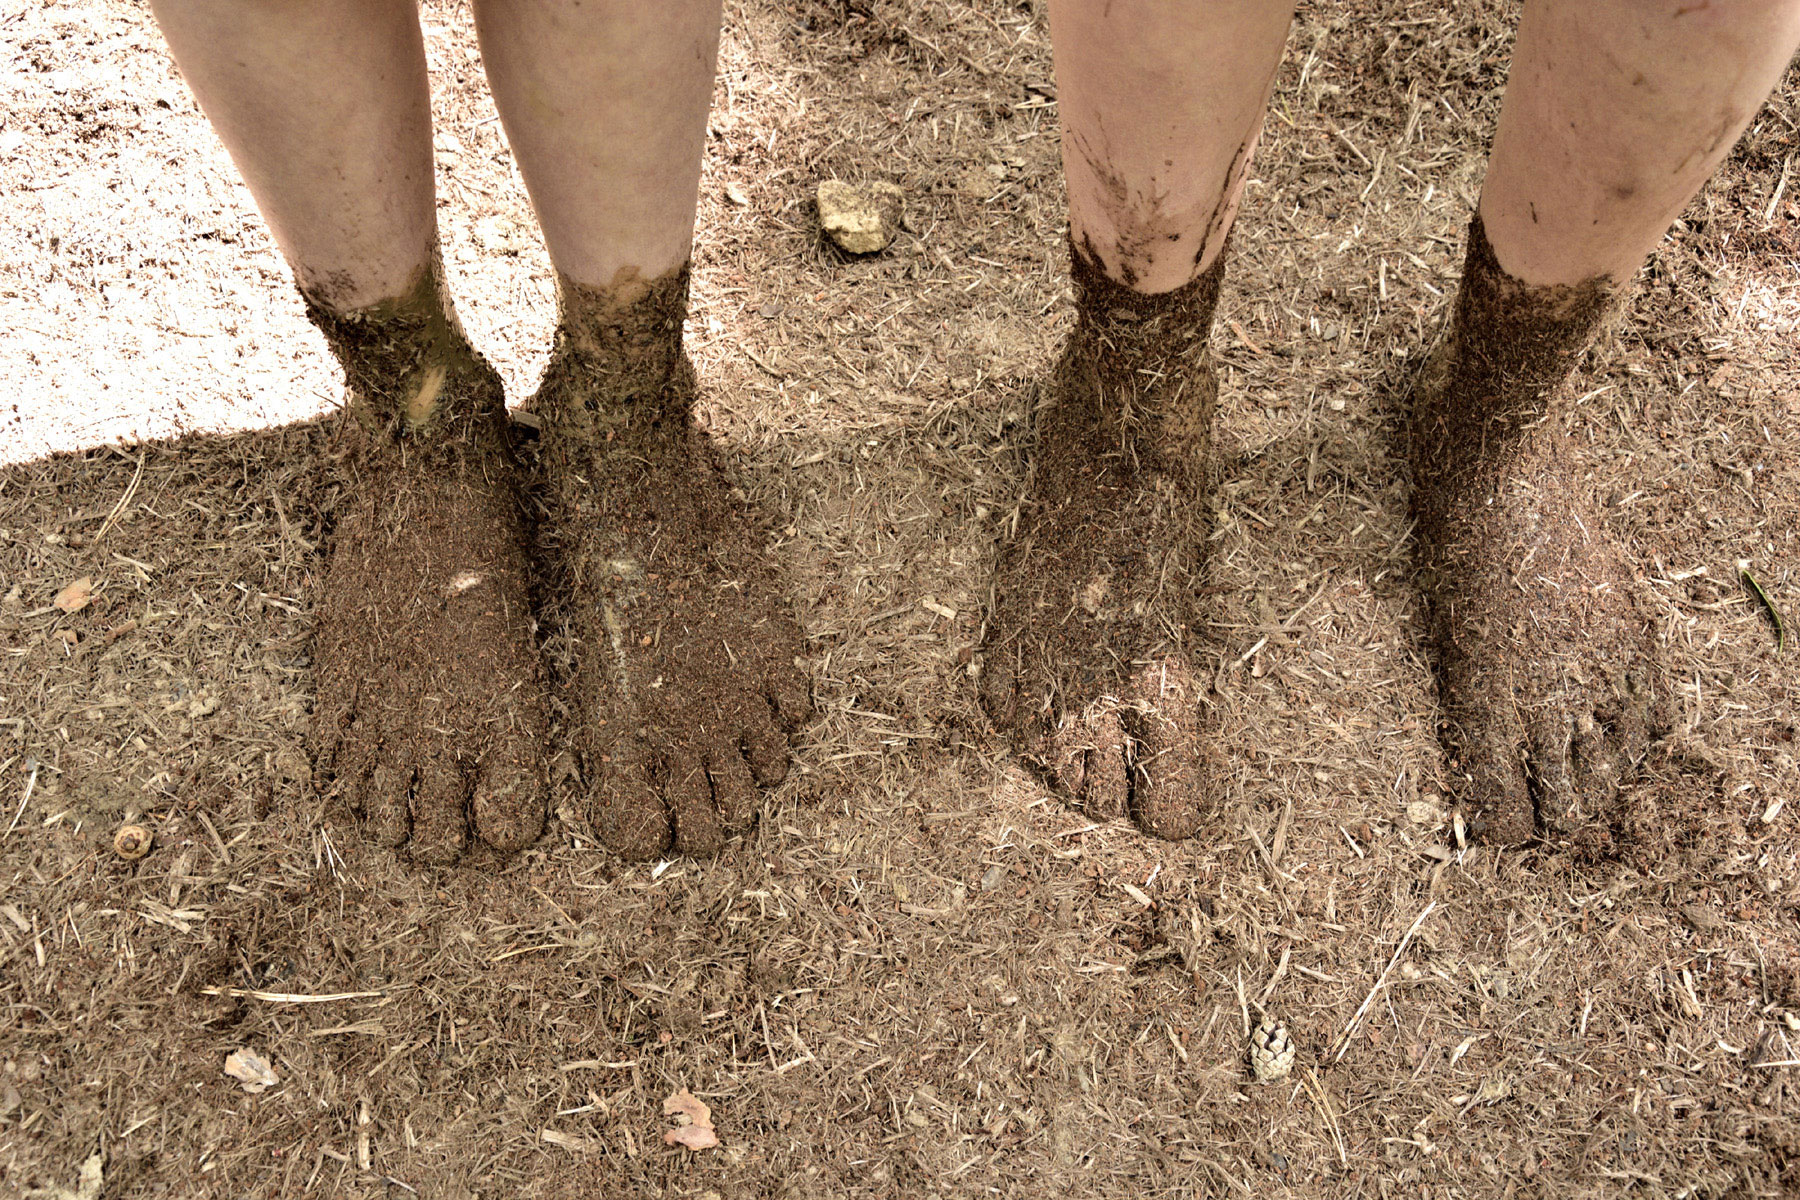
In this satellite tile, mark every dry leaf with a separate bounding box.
[663,1088,711,1124]
[53,577,94,613]
[664,1124,720,1151]
[662,1088,718,1151]
[223,1048,279,1093]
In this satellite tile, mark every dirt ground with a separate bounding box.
[4,0,1799,1196]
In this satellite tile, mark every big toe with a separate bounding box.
[362,753,412,849]
[472,733,548,854]
[742,697,794,787]
[1526,709,1581,834]
[1120,665,1218,841]
[706,742,760,831]
[662,748,725,858]
[1049,708,1129,821]
[592,748,672,861]
[766,660,814,732]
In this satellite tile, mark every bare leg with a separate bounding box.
[1482,0,1800,287]
[149,0,549,863]
[1413,0,1800,843]
[1052,0,1295,292]
[473,0,811,859]
[146,0,433,309]
[981,0,1293,838]
[472,0,719,285]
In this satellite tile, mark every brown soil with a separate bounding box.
[981,242,1227,839]
[527,264,811,860]
[6,3,1800,1197]
[307,264,548,864]
[1410,217,1670,845]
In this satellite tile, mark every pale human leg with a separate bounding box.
[472,0,812,859]
[981,0,1295,838]
[148,0,551,863]
[147,0,434,308]
[1412,0,1800,842]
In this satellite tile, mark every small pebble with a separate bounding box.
[113,823,153,860]
[816,180,904,254]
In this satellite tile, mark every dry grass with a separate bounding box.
[4,0,1800,1196]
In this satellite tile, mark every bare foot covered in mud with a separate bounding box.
[980,248,1227,839]
[309,273,549,864]
[1411,220,1669,846]
[531,266,810,860]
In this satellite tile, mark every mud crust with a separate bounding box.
[306,262,549,864]
[1409,215,1672,845]
[980,242,1229,839]
[529,264,812,860]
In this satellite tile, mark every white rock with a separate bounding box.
[816,180,904,255]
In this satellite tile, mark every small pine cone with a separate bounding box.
[1249,1018,1295,1082]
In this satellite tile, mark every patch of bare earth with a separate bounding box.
[3,1,1799,1196]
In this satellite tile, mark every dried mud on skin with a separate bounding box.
[4,1,1800,1198]
[1409,217,1670,847]
[306,264,549,864]
[527,263,811,860]
[981,243,1228,840]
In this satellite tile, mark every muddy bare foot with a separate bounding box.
[308,269,548,864]
[980,246,1227,839]
[530,265,810,860]
[1411,218,1669,845]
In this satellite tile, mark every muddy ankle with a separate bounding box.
[302,259,504,449]
[533,264,693,447]
[1411,216,1625,481]
[1058,238,1228,473]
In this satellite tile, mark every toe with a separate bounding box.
[364,756,413,848]
[1608,672,1652,768]
[706,743,760,831]
[1525,709,1579,833]
[766,663,814,732]
[311,699,354,791]
[408,756,469,865]
[1571,711,1620,800]
[741,706,791,787]
[663,749,725,858]
[592,747,671,861]
[1055,709,1128,821]
[1120,665,1216,841]
[1043,718,1088,800]
[1631,662,1676,740]
[471,729,548,854]
[978,655,1018,728]
[1445,686,1535,845]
